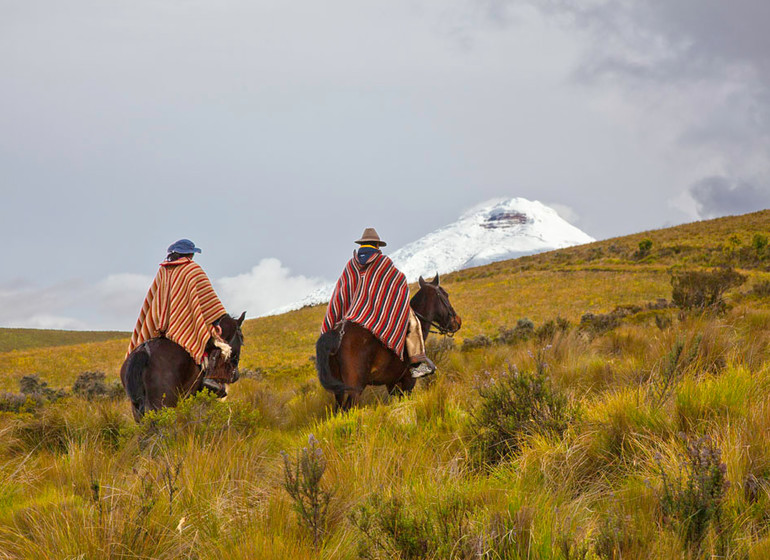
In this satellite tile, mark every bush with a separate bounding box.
[137,391,261,441]
[751,280,770,297]
[471,364,572,466]
[281,434,332,550]
[634,238,653,259]
[671,267,746,311]
[350,490,472,559]
[657,435,729,554]
[752,233,768,256]
[0,392,40,414]
[72,371,110,400]
[496,318,535,345]
[425,337,455,368]
[461,335,493,351]
[535,318,571,343]
[579,312,621,335]
[19,374,66,401]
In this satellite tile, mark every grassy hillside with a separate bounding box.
[0,211,770,559]
[0,328,129,353]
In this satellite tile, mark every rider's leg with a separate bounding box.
[201,354,228,398]
[406,309,435,378]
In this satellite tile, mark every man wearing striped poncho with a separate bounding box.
[127,239,231,396]
[322,228,435,378]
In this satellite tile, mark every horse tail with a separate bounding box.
[315,329,349,394]
[124,346,150,417]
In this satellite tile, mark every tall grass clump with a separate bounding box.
[657,434,730,555]
[470,357,573,467]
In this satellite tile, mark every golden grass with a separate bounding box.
[0,211,768,558]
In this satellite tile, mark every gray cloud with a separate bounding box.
[689,176,770,219]
[3,0,769,329]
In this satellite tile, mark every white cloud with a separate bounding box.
[20,314,87,330]
[96,273,154,323]
[216,258,328,318]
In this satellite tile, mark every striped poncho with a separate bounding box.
[127,258,226,365]
[322,251,411,357]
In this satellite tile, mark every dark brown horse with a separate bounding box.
[121,312,246,421]
[316,274,461,410]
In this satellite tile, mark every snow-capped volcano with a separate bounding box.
[275,198,593,313]
[390,197,594,281]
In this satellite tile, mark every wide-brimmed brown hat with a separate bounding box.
[355,227,387,247]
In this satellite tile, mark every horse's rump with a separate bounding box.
[315,326,348,394]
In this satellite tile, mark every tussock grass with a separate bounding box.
[0,212,769,557]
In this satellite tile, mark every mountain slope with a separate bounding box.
[389,197,594,281]
[282,197,593,311]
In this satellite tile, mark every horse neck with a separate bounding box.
[411,295,433,342]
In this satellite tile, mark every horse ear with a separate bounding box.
[419,276,426,288]
[237,311,246,326]
[432,272,440,286]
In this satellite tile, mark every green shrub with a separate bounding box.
[535,317,570,343]
[461,335,493,351]
[657,435,729,554]
[137,391,261,442]
[634,238,653,259]
[350,490,472,559]
[752,233,768,256]
[426,337,456,368]
[471,364,572,466]
[281,434,332,550]
[579,312,621,335]
[0,393,40,414]
[670,267,746,311]
[72,371,110,400]
[19,374,66,401]
[496,318,535,345]
[751,280,770,297]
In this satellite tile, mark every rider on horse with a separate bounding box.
[322,228,436,378]
[127,239,232,397]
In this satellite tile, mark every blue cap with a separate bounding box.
[167,239,202,254]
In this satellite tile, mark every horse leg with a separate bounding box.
[398,373,417,395]
[342,389,362,411]
[334,392,346,411]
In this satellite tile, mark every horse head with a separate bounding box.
[411,273,462,335]
[207,311,246,382]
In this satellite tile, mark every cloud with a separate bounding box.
[503,0,770,214]
[689,176,770,219]
[216,259,328,318]
[96,273,153,323]
[0,279,86,329]
[20,314,87,330]
[0,261,326,331]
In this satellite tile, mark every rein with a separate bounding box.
[413,310,456,337]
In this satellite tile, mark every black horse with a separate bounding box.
[316,274,461,410]
[121,312,245,421]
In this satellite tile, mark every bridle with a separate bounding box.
[413,286,458,337]
[413,309,457,337]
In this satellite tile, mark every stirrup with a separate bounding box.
[202,378,227,398]
[410,360,436,379]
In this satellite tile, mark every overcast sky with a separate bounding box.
[2,0,769,330]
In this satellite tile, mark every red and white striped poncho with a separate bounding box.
[127,258,226,365]
[322,251,411,358]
